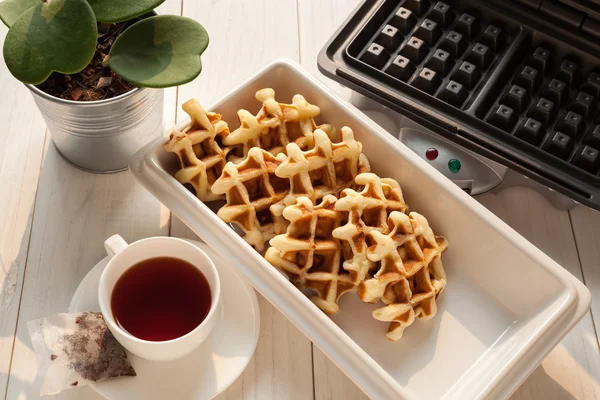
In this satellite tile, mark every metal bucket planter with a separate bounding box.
[27,84,164,173]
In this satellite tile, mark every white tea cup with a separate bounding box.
[98,235,220,361]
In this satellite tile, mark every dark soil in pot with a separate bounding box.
[36,22,136,102]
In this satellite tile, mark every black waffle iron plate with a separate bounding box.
[318,0,600,210]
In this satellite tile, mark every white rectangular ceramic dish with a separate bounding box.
[129,59,591,400]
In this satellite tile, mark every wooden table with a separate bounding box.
[1,1,599,399]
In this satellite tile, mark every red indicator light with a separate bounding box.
[425,148,439,160]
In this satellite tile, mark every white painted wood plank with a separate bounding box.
[479,189,600,400]
[297,1,370,399]
[170,1,313,399]
[177,0,300,110]
[0,23,48,398]
[569,204,600,358]
[4,1,181,398]
[297,0,359,101]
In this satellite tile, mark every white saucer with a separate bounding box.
[68,241,260,400]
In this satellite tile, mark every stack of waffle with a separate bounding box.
[166,89,449,341]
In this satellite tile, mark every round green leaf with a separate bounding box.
[86,0,165,23]
[3,0,97,84]
[108,15,208,88]
[0,0,39,28]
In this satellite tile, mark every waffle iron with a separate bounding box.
[318,0,600,210]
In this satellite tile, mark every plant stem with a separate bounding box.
[102,55,110,68]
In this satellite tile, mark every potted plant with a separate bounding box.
[0,0,208,172]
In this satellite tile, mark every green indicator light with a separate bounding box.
[448,159,461,173]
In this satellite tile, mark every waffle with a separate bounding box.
[332,173,408,285]
[270,127,371,234]
[277,126,370,201]
[211,147,290,251]
[366,212,448,341]
[165,99,233,201]
[167,92,450,341]
[223,88,336,159]
[265,196,355,314]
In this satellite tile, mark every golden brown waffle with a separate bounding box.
[366,212,448,341]
[165,99,233,201]
[223,88,335,159]
[276,127,370,203]
[332,173,408,285]
[211,147,290,251]
[167,93,449,340]
[270,127,371,235]
[265,196,355,314]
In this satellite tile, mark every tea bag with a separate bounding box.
[27,312,136,396]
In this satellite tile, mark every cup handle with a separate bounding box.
[105,235,128,258]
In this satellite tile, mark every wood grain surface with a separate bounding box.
[0,1,598,399]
